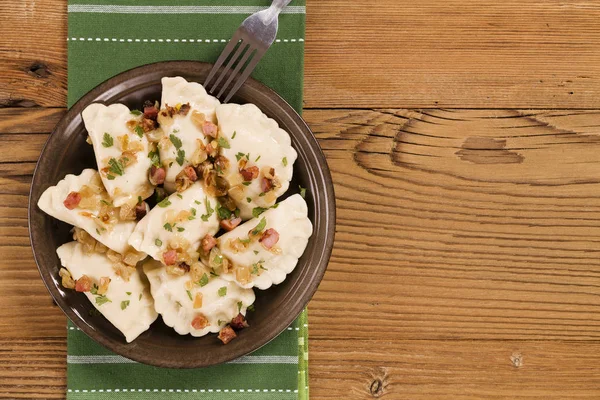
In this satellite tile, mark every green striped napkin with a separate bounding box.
[66,1,308,398]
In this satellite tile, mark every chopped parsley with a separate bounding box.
[102,132,113,148]
[139,293,142,301]
[177,227,185,232]
[186,290,193,301]
[134,125,144,138]
[299,185,307,198]
[242,181,251,186]
[176,301,183,307]
[155,238,163,246]
[96,228,100,235]
[157,198,172,208]
[137,196,142,204]
[235,152,246,161]
[121,300,130,310]
[148,150,161,167]
[253,250,259,255]
[169,134,183,149]
[217,136,230,149]
[213,254,223,265]
[107,174,115,180]
[130,110,142,116]
[251,217,267,236]
[199,273,209,287]
[176,193,183,199]
[218,286,227,297]
[95,295,112,306]
[246,197,252,203]
[282,157,288,166]
[258,192,265,197]
[252,207,268,218]
[255,155,261,162]
[194,200,201,205]
[108,158,125,176]
[231,131,237,139]
[176,148,185,166]
[218,319,224,326]
[237,301,243,312]
[247,304,255,312]
[210,270,219,277]
[163,222,173,232]
[126,292,132,296]
[239,238,251,244]
[90,284,99,295]
[216,204,233,220]
[100,199,112,206]
[201,197,214,221]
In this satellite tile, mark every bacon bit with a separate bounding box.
[240,166,259,181]
[259,228,280,249]
[143,105,159,120]
[163,249,178,265]
[97,277,111,295]
[63,192,82,210]
[179,103,191,116]
[75,275,92,292]
[202,121,218,138]
[191,314,209,330]
[149,166,166,185]
[201,234,217,253]
[230,313,249,330]
[261,177,273,193]
[140,118,157,132]
[218,325,237,344]
[193,293,203,309]
[220,217,242,231]
[135,202,147,220]
[183,166,198,182]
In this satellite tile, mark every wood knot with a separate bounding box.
[25,62,51,78]
[510,352,523,368]
[370,379,383,397]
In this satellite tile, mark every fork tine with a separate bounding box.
[222,49,266,103]
[209,40,250,94]
[204,32,243,88]
[216,45,257,99]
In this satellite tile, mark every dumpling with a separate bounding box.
[128,181,219,265]
[82,103,154,207]
[217,194,312,290]
[143,258,255,337]
[157,77,220,193]
[57,241,158,342]
[38,169,138,254]
[215,103,297,220]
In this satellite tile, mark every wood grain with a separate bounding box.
[5,0,600,108]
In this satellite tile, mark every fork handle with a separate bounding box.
[261,0,293,23]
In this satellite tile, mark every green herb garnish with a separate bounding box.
[121,300,130,310]
[163,223,173,232]
[242,181,251,186]
[216,204,232,220]
[148,150,161,167]
[251,217,266,236]
[155,239,162,246]
[130,110,142,116]
[96,296,112,306]
[134,125,144,138]
[282,157,288,166]
[252,207,268,218]
[169,134,183,149]
[176,194,183,199]
[299,185,307,198]
[108,158,125,176]
[126,292,132,296]
[177,227,185,232]
[217,137,230,149]
[231,131,237,139]
[255,155,261,162]
[157,198,172,208]
[186,290,193,301]
[176,148,185,166]
[218,286,227,297]
[237,301,243,313]
[102,132,113,148]
[199,273,209,287]
[247,304,255,312]
[246,197,252,203]
[235,152,246,161]
[201,197,214,221]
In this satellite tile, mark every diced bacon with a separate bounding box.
[202,121,218,138]
[230,313,249,330]
[191,314,209,330]
[201,234,217,253]
[259,228,280,249]
[135,202,147,220]
[240,166,259,181]
[183,166,198,182]
[74,275,92,292]
[149,166,166,185]
[140,118,157,132]
[63,192,81,210]
[261,177,273,193]
[220,217,242,231]
[163,249,178,265]
[143,106,159,120]
[218,325,237,344]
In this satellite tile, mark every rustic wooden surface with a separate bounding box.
[3,0,600,398]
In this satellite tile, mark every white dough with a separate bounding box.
[128,181,219,263]
[82,103,154,206]
[57,241,157,342]
[37,169,137,254]
[216,103,297,219]
[218,194,312,290]
[159,77,220,193]
[143,258,255,337]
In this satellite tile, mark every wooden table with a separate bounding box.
[3,0,600,398]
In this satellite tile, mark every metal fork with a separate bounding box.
[204,0,293,103]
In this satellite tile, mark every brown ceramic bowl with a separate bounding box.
[28,61,335,368]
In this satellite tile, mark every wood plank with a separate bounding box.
[4,1,600,108]
[3,338,600,399]
[4,108,600,341]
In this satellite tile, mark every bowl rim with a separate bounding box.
[28,60,336,368]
